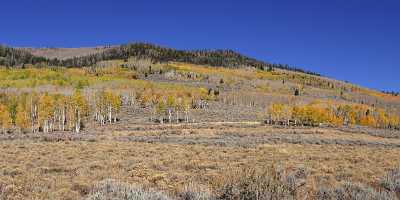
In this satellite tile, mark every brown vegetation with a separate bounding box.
[0,57,399,199]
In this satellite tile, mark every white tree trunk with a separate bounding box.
[108,105,112,124]
[75,109,80,133]
[43,120,48,133]
[61,108,65,131]
[168,109,172,123]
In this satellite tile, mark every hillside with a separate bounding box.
[0,45,399,199]
[22,46,112,60]
[1,43,320,75]
[1,43,399,132]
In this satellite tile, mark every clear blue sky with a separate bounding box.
[1,0,399,91]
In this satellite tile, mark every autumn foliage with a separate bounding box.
[267,101,400,129]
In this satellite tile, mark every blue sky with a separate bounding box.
[1,0,399,91]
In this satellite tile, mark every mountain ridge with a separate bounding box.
[0,43,320,76]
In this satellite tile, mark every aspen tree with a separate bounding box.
[95,90,106,126]
[106,90,114,124]
[56,95,68,131]
[0,104,11,134]
[376,109,389,128]
[38,93,55,133]
[149,94,157,122]
[166,95,175,123]
[156,98,166,124]
[183,97,191,123]
[28,93,39,133]
[71,90,88,133]
[110,92,121,123]
[15,101,30,133]
[175,96,184,123]
[268,103,284,123]
[389,114,400,129]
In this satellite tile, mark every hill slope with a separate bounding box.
[1,43,319,75]
[0,43,399,200]
[23,46,112,60]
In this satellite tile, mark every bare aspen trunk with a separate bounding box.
[49,120,53,132]
[31,103,34,133]
[31,102,37,133]
[108,105,112,124]
[150,107,154,122]
[185,110,189,123]
[58,114,61,131]
[168,109,172,123]
[160,115,164,124]
[61,108,65,131]
[75,109,80,133]
[176,111,179,123]
[69,111,73,131]
[99,114,103,126]
[43,120,48,133]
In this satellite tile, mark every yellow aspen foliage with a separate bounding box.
[72,90,88,115]
[39,93,54,118]
[156,98,166,115]
[292,103,338,126]
[267,100,398,129]
[326,108,344,126]
[376,109,390,128]
[0,104,12,133]
[71,90,89,133]
[347,108,358,125]
[167,95,175,109]
[199,87,209,100]
[112,94,122,112]
[268,103,284,121]
[360,115,376,127]
[139,90,152,107]
[388,114,400,128]
[38,93,54,121]
[156,97,166,123]
[15,102,30,131]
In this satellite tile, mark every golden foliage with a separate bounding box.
[0,104,12,131]
[15,102,30,131]
[267,101,400,128]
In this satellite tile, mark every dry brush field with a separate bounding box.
[1,112,400,199]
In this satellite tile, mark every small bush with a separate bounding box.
[316,182,397,200]
[381,167,400,193]
[179,182,214,200]
[215,166,307,200]
[85,179,171,200]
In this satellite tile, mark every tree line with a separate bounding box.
[0,86,215,133]
[267,101,400,129]
[0,43,320,76]
[382,90,400,96]
[126,87,215,124]
[0,45,48,67]
[0,90,89,133]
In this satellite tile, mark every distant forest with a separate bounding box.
[0,43,320,76]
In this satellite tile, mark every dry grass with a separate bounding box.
[0,124,399,199]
